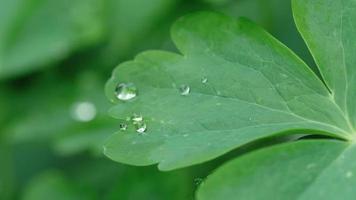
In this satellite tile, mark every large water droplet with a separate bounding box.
[119,123,128,131]
[179,84,190,96]
[201,76,208,84]
[135,122,147,134]
[115,83,137,101]
[71,101,97,122]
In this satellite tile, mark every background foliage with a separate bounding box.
[0,0,315,199]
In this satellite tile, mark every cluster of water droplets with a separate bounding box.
[114,76,209,134]
[119,113,147,134]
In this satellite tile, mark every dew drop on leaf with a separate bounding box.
[194,178,204,186]
[115,82,137,101]
[179,84,190,96]
[131,113,143,123]
[201,76,208,84]
[135,122,147,134]
[119,123,128,131]
[71,101,97,122]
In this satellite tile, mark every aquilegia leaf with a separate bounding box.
[104,9,354,171]
[196,0,356,198]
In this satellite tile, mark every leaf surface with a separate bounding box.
[0,0,105,79]
[293,0,356,128]
[197,140,356,200]
[105,12,354,170]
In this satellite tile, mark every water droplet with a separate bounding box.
[179,85,190,96]
[201,76,208,84]
[135,122,147,134]
[71,101,96,122]
[115,82,137,101]
[183,134,189,137]
[119,123,127,131]
[131,113,143,123]
[346,171,353,178]
[194,178,204,186]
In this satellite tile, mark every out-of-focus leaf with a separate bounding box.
[3,71,116,155]
[0,0,105,80]
[98,0,180,67]
[22,171,96,200]
[105,166,192,200]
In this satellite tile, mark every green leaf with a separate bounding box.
[195,1,356,198]
[100,0,179,63]
[22,171,96,200]
[0,0,105,80]
[197,140,356,200]
[2,71,116,156]
[104,11,355,170]
[292,0,356,129]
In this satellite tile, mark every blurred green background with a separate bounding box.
[0,0,315,199]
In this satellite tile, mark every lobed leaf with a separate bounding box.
[197,140,356,200]
[292,0,356,130]
[105,11,354,170]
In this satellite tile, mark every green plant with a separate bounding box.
[104,0,355,198]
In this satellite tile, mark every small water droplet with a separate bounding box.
[201,76,208,84]
[194,178,204,186]
[135,122,147,134]
[346,171,353,178]
[131,113,143,123]
[71,101,97,122]
[179,84,190,96]
[183,134,189,137]
[115,82,137,101]
[119,123,128,131]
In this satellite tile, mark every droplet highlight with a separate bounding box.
[131,113,143,123]
[194,178,204,186]
[201,76,208,84]
[115,82,137,101]
[346,171,353,178]
[135,122,147,134]
[179,84,190,96]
